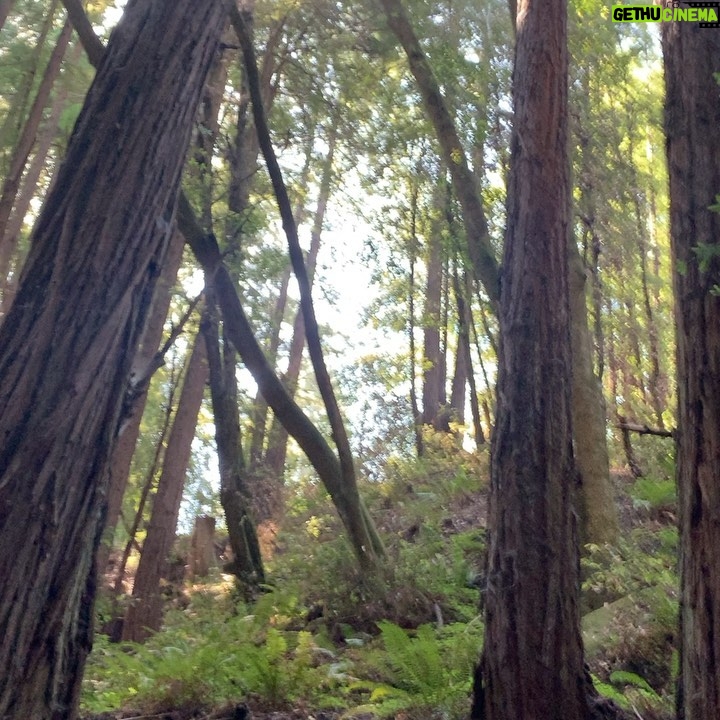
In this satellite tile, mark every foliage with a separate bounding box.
[342,621,482,719]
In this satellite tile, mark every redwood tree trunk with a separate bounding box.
[122,332,209,643]
[0,0,225,714]
[663,18,720,720]
[473,0,589,714]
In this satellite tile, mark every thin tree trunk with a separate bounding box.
[113,376,177,596]
[568,240,618,544]
[663,19,720,720]
[0,14,72,250]
[264,120,337,482]
[453,270,484,446]
[0,0,60,150]
[473,0,594,712]
[378,0,500,303]
[178,197,384,570]
[249,131,315,466]
[0,0,225,713]
[122,333,209,643]
[408,184,424,456]
[0,47,72,310]
[422,224,444,428]
[202,294,265,586]
[98,230,187,575]
[232,9,373,569]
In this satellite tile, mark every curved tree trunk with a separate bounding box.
[663,18,720,720]
[0,0,225,714]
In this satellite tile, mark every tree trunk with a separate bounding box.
[422,225,444,428]
[473,0,590,713]
[122,332,209,643]
[0,0,225,714]
[262,117,336,480]
[188,515,217,581]
[179,198,384,570]
[0,14,72,251]
[0,0,60,151]
[380,0,617,545]
[98,230,186,575]
[0,49,72,312]
[662,18,720,720]
[568,241,618,544]
[202,296,265,585]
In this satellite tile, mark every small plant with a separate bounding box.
[344,620,482,718]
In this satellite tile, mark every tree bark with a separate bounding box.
[0,0,225,714]
[122,332,209,643]
[473,0,590,714]
[188,515,217,581]
[202,294,265,585]
[380,0,618,544]
[662,17,720,720]
[98,230,186,575]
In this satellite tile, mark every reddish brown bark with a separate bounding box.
[0,0,225,713]
[473,0,590,714]
[663,17,720,720]
[122,333,209,643]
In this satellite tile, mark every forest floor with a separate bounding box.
[82,438,677,720]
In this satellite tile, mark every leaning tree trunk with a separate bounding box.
[472,0,590,714]
[0,1,225,715]
[663,18,720,720]
[123,332,208,643]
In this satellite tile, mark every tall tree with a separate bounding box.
[663,18,720,720]
[0,0,226,714]
[123,331,208,643]
[472,0,594,713]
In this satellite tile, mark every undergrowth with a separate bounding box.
[83,435,679,719]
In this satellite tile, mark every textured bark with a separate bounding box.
[662,17,720,720]
[473,0,590,714]
[98,229,186,574]
[0,0,225,714]
[123,333,209,643]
